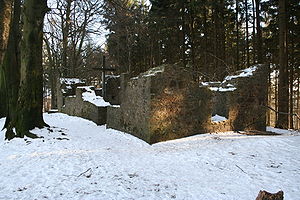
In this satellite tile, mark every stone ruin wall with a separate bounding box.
[104,76,121,105]
[229,66,268,131]
[209,65,268,132]
[107,73,154,142]
[107,65,213,144]
[57,79,107,125]
[56,64,268,144]
[107,64,268,144]
[148,66,212,143]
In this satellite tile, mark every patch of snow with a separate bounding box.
[211,114,228,122]
[106,75,120,79]
[78,86,111,107]
[267,126,300,136]
[201,82,221,86]
[0,114,299,200]
[60,78,84,85]
[209,87,237,92]
[224,66,257,82]
[48,109,58,112]
[270,70,278,79]
[110,105,121,108]
[142,66,165,77]
[226,84,234,87]
[131,66,165,80]
[201,82,236,92]
[131,77,138,80]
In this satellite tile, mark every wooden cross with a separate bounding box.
[93,56,116,98]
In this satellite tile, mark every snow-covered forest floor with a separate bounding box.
[0,113,299,200]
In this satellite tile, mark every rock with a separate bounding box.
[256,190,284,200]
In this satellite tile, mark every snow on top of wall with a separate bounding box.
[130,77,138,80]
[201,82,221,86]
[201,65,260,92]
[224,66,257,82]
[106,75,120,79]
[143,66,165,77]
[211,114,228,122]
[110,105,121,108]
[200,82,236,92]
[130,66,165,80]
[142,65,165,77]
[60,78,84,85]
[78,86,111,107]
[209,86,237,92]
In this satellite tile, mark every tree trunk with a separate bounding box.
[126,26,131,74]
[0,0,13,118]
[252,0,256,63]
[203,0,208,75]
[212,1,226,80]
[15,0,48,137]
[236,0,240,70]
[213,6,218,77]
[289,64,293,129]
[50,68,58,109]
[44,37,57,109]
[181,1,187,68]
[289,20,295,129]
[267,64,271,125]
[297,77,299,129]
[275,69,278,122]
[219,0,226,79]
[62,0,71,77]
[276,0,289,129]
[189,4,196,73]
[245,0,250,68]
[2,0,21,140]
[0,0,13,64]
[255,0,263,63]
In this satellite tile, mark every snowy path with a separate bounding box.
[0,113,299,200]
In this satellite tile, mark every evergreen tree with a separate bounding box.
[104,0,151,76]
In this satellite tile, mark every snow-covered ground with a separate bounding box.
[0,113,299,200]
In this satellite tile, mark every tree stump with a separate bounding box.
[256,190,284,200]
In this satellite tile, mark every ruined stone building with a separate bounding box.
[57,78,109,125]
[57,64,268,144]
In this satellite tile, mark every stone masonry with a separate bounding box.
[107,64,268,144]
[104,75,121,105]
[57,64,268,144]
[57,79,107,125]
[107,64,209,144]
[207,65,268,132]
